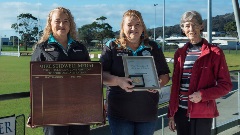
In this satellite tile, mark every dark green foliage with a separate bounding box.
[148,12,236,38]
[224,21,237,37]
[11,13,42,51]
[78,16,115,48]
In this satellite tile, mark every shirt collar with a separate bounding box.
[127,42,149,56]
[48,34,74,46]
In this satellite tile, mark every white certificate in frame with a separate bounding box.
[122,56,160,91]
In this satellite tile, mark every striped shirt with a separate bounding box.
[179,40,203,109]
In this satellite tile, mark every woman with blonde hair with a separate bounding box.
[100,9,170,135]
[28,7,90,135]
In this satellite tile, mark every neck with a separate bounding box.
[127,40,141,51]
[53,34,68,48]
[189,37,202,44]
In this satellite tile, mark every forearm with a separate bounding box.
[159,74,170,88]
[103,71,119,86]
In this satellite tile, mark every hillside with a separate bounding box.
[151,12,235,38]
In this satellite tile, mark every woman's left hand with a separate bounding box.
[189,91,202,103]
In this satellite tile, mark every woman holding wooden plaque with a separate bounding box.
[27,7,90,135]
[100,9,170,135]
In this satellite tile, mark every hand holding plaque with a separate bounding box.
[122,56,160,91]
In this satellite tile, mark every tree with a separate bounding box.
[11,13,40,50]
[78,16,115,49]
[224,21,237,37]
[151,12,235,38]
[9,36,19,46]
[96,16,107,24]
[78,24,96,47]
[94,16,115,49]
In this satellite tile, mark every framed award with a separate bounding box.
[122,56,160,91]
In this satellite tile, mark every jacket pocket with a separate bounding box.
[191,100,216,117]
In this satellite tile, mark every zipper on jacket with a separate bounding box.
[62,46,69,56]
[66,45,71,56]
[63,50,68,56]
[188,113,191,122]
[57,42,69,56]
[50,42,69,56]
[188,99,193,122]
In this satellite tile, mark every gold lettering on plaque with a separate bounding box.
[39,63,94,75]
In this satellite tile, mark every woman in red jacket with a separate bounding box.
[168,10,232,135]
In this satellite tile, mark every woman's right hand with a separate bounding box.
[168,117,176,132]
[116,77,134,92]
[26,117,36,128]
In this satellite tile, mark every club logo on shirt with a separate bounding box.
[117,53,128,56]
[73,49,82,52]
[142,50,151,56]
[116,49,129,56]
[45,48,55,52]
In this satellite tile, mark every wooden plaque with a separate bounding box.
[30,61,104,127]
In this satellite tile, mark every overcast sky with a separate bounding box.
[0,0,236,37]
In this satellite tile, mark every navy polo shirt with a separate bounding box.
[31,35,90,62]
[100,40,170,122]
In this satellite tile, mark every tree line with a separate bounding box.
[152,12,237,38]
[11,12,237,50]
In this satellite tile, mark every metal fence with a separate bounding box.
[16,114,25,135]
[0,72,239,135]
[154,72,240,135]
[0,114,25,135]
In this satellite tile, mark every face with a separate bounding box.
[123,16,143,43]
[50,10,70,38]
[182,19,203,43]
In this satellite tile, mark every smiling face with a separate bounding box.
[123,15,143,43]
[50,9,70,38]
[182,19,203,43]
[180,11,203,44]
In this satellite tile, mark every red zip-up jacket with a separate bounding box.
[168,38,232,118]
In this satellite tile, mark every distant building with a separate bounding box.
[202,31,225,38]
[155,36,163,42]
[165,36,189,48]
[1,37,9,45]
[165,35,238,49]
[212,38,239,50]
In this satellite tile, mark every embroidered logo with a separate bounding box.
[142,50,151,56]
[73,49,82,52]
[45,48,55,51]
[117,53,128,56]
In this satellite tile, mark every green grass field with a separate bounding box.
[0,50,239,135]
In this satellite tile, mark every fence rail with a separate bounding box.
[1,72,239,135]
[0,92,29,101]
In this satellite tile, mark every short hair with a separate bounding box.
[38,7,77,43]
[180,10,204,32]
[116,9,149,47]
